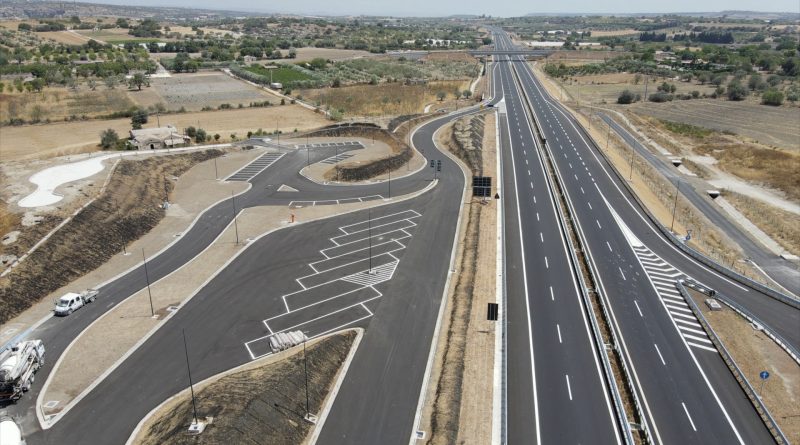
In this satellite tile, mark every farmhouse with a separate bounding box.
[129,125,191,150]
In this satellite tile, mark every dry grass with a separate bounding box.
[687,136,800,202]
[725,191,800,255]
[0,87,135,123]
[142,72,281,111]
[298,80,469,117]
[36,31,93,45]
[0,105,329,161]
[274,47,374,63]
[586,29,640,37]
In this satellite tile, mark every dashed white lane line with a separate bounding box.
[536,212,540,221]
[587,202,592,210]
[550,286,555,301]
[545,256,549,268]
[634,300,643,317]
[533,196,537,204]
[596,219,602,229]
[557,324,563,343]
[566,375,573,401]
[580,187,585,194]
[606,241,613,252]
[682,402,698,431]
[540,232,544,243]
[619,266,626,281]
[654,343,666,366]
[530,182,534,189]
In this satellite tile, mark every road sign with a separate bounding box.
[760,371,770,380]
[472,176,492,197]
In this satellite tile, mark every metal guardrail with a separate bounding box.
[510,63,637,445]
[569,112,800,310]
[677,281,790,445]
[684,280,800,367]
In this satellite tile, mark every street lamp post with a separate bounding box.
[141,248,154,317]
[231,192,239,245]
[670,182,681,232]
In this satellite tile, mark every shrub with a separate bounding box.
[186,126,197,138]
[195,129,207,143]
[761,89,784,106]
[100,129,119,149]
[726,82,748,101]
[617,89,638,104]
[648,92,673,102]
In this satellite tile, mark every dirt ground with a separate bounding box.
[0,105,329,161]
[133,331,358,445]
[1,87,136,123]
[134,72,283,112]
[35,30,94,45]
[691,292,800,443]
[0,150,256,347]
[628,99,800,151]
[298,80,470,117]
[420,111,497,444]
[0,149,225,325]
[297,136,425,184]
[725,192,800,255]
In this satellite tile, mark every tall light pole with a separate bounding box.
[182,329,200,425]
[670,182,681,232]
[142,248,154,317]
[231,192,239,245]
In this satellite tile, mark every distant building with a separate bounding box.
[129,125,190,150]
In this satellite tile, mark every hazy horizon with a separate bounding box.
[67,0,799,18]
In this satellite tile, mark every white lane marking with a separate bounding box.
[550,286,555,301]
[533,196,537,204]
[536,212,540,221]
[525,159,529,165]
[619,267,626,281]
[557,324,563,343]
[654,344,666,366]
[540,232,544,243]
[682,402,697,431]
[565,375,573,401]
[587,202,592,210]
[528,169,531,176]
[596,219,602,229]
[634,300,643,317]
[530,182,534,189]
[580,187,585,194]
[545,256,549,269]
[606,241,613,252]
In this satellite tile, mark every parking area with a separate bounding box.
[226,152,285,181]
[244,209,422,359]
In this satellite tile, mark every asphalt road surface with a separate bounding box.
[493,29,777,444]
[601,114,799,297]
[6,106,484,444]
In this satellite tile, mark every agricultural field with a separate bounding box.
[0,87,136,123]
[298,79,470,117]
[0,105,329,161]
[549,70,718,104]
[629,99,800,150]
[140,72,282,111]
[36,30,94,45]
[243,65,313,84]
[273,47,373,63]
[75,28,159,43]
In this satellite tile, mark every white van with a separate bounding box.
[53,290,98,316]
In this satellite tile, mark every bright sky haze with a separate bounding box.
[76,0,799,17]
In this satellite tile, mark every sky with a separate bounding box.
[77,0,799,17]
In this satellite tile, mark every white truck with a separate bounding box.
[0,340,45,403]
[0,415,25,445]
[53,289,98,316]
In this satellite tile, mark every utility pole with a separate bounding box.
[231,192,239,245]
[182,329,200,425]
[670,182,681,232]
[214,157,218,180]
[142,248,154,317]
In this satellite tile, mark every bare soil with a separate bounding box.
[298,80,470,117]
[135,331,357,445]
[0,150,223,324]
[273,47,374,63]
[140,72,283,112]
[0,105,329,161]
[725,191,800,256]
[690,291,800,443]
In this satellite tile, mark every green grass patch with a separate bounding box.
[659,119,713,138]
[244,65,312,83]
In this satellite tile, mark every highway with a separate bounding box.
[493,43,623,443]
[600,114,800,297]
[494,29,777,443]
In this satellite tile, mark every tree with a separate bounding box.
[186,126,197,138]
[633,73,642,85]
[104,75,118,90]
[761,89,784,106]
[696,72,711,85]
[116,18,129,28]
[195,128,207,143]
[331,78,341,88]
[463,90,472,99]
[726,81,748,101]
[100,129,119,149]
[131,109,148,129]
[128,73,147,91]
[288,49,297,59]
[747,73,765,91]
[781,58,799,77]
[617,89,639,104]
[214,134,221,141]
[436,91,446,101]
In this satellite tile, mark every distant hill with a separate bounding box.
[0,0,251,20]
[524,11,800,21]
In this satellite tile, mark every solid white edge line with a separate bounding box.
[492,72,504,445]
